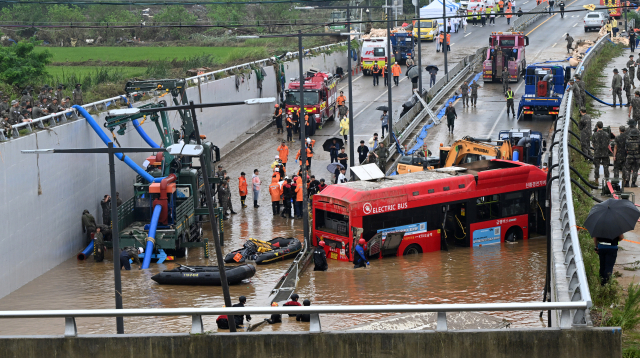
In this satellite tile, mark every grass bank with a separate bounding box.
[567,42,640,357]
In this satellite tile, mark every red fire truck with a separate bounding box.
[601,0,621,18]
[483,32,528,83]
[312,160,547,262]
[284,69,339,127]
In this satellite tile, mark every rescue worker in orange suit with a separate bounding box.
[294,175,304,219]
[372,62,381,86]
[274,104,283,134]
[446,33,451,52]
[438,33,445,53]
[354,238,370,269]
[292,109,300,135]
[306,138,315,169]
[391,62,401,86]
[313,241,328,271]
[337,91,347,117]
[269,177,282,215]
[238,172,248,208]
[295,146,312,171]
[285,115,294,142]
[284,293,302,317]
[303,113,312,139]
[505,7,513,25]
[272,166,281,183]
[277,140,289,168]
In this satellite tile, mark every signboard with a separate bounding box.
[472,226,501,246]
[377,222,427,240]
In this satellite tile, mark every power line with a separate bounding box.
[0,0,342,5]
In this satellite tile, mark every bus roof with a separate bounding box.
[315,160,546,209]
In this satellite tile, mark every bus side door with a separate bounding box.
[442,202,468,247]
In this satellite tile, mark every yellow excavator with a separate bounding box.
[397,136,513,174]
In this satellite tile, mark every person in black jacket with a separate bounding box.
[232,296,251,327]
[313,241,328,271]
[265,302,282,324]
[357,140,369,164]
[296,299,312,322]
[281,178,293,218]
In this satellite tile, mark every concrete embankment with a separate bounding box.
[0,49,348,300]
[0,328,621,357]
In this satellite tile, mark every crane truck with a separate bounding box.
[483,32,528,83]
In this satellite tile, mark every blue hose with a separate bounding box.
[72,105,163,183]
[120,96,163,149]
[142,204,163,269]
[585,90,622,107]
[77,240,94,260]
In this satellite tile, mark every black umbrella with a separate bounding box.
[327,162,345,174]
[425,65,439,72]
[376,105,389,111]
[322,137,345,152]
[584,198,640,239]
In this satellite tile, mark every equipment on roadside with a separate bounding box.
[483,32,528,83]
[151,264,256,285]
[390,32,415,64]
[284,69,339,130]
[397,136,513,174]
[224,237,303,265]
[518,65,570,121]
[498,129,547,167]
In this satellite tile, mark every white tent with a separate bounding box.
[420,0,460,25]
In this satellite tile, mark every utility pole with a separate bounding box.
[298,31,310,248]
[415,0,422,95]
[386,5,393,144]
[443,0,448,76]
[347,3,356,172]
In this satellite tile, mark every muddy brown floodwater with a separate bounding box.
[0,211,546,335]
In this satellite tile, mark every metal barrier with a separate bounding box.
[0,41,348,141]
[511,2,548,32]
[549,35,609,327]
[0,301,588,336]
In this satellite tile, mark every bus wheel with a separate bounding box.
[403,244,423,255]
[504,226,523,243]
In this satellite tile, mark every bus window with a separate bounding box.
[315,209,349,237]
[476,195,500,221]
[501,191,527,217]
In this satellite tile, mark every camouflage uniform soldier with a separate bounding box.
[625,128,640,187]
[623,68,632,104]
[613,125,628,179]
[592,121,611,182]
[628,91,640,127]
[374,142,389,173]
[460,81,469,107]
[612,69,623,107]
[217,181,230,219]
[470,80,481,107]
[81,209,97,245]
[578,108,592,156]
[575,76,586,109]
[94,226,105,262]
[1,114,12,139]
[73,84,83,106]
[55,85,64,104]
[627,55,636,88]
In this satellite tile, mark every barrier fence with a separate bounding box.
[548,34,610,327]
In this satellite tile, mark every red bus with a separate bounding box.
[312,160,547,262]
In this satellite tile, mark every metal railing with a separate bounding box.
[0,41,348,141]
[511,1,548,32]
[0,301,588,337]
[549,34,609,327]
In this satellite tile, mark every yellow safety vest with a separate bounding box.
[507,91,514,100]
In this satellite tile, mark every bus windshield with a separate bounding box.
[285,91,320,105]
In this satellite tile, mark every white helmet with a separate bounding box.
[138,247,144,254]
[275,155,279,160]
[306,138,311,143]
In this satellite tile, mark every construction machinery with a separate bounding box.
[397,137,513,174]
[101,79,223,261]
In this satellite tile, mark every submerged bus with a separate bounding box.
[312,160,547,262]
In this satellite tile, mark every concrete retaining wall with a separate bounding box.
[0,49,348,300]
[0,328,621,358]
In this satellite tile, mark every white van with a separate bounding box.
[360,38,395,75]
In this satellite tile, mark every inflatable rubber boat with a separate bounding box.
[151,264,255,285]
[224,237,302,265]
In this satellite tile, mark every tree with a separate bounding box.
[153,5,198,40]
[207,2,246,25]
[0,39,52,87]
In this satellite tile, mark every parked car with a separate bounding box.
[584,11,607,32]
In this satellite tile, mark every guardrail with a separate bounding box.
[0,301,588,336]
[511,1,548,32]
[549,35,609,327]
[380,47,486,174]
[0,41,348,142]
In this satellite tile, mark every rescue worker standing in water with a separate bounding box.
[313,241,328,271]
[120,247,142,270]
[353,238,370,269]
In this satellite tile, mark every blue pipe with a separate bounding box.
[77,240,94,260]
[142,204,163,269]
[512,150,519,162]
[120,96,163,149]
[73,105,163,183]
[585,90,621,107]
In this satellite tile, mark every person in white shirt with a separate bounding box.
[338,168,348,184]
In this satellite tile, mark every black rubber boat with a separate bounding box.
[151,264,255,285]
[224,237,302,265]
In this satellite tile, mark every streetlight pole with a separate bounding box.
[347,3,355,171]
[298,31,310,248]
[108,142,125,334]
[386,5,393,143]
[443,0,448,76]
[416,0,422,95]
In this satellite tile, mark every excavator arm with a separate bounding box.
[444,137,512,167]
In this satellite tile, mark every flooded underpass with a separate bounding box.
[0,213,546,334]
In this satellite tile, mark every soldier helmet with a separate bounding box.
[623,68,628,72]
[620,125,626,132]
[630,128,640,137]
[75,83,81,87]
[57,84,63,89]
[614,69,619,73]
[580,107,587,112]
[628,119,637,127]
[11,100,17,105]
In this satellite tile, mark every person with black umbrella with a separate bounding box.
[585,198,640,285]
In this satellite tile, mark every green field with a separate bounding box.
[38,46,265,63]
[47,66,146,78]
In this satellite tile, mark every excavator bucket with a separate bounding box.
[499,140,512,160]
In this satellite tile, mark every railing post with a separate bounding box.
[191,315,203,334]
[436,312,448,331]
[309,313,322,332]
[64,317,77,337]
